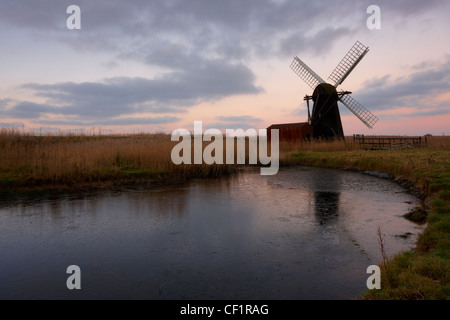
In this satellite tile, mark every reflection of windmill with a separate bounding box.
[290,41,378,140]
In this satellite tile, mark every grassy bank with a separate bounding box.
[283,139,450,299]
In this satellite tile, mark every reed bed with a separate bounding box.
[1,129,449,194]
[0,130,238,193]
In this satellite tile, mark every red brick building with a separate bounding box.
[267,122,313,142]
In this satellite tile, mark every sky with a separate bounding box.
[0,0,449,136]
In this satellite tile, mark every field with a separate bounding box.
[1,129,449,299]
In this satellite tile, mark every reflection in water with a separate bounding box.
[0,167,424,300]
[309,166,342,226]
[314,191,340,225]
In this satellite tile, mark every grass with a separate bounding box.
[1,129,450,299]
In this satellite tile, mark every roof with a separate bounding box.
[267,122,311,129]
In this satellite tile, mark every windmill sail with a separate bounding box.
[290,40,378,133]
[290,57,325,89]
[328,41,369,87]
[339,94,378,129]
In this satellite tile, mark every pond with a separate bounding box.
[0,166,424,299]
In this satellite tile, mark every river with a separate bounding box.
[0,166,424,299]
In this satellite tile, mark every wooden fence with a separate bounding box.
[353,135,427,150]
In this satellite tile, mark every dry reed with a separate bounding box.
[1,128,449,193]
[0,130,237,192]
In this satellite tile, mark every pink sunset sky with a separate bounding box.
[1,0,449,136]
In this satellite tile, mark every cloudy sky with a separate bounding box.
[1,0,449,135]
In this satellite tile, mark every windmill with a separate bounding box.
[289,41,378,140]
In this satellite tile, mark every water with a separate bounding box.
[0,167,424,300]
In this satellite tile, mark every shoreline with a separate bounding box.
[281,150,450,299]
[1,132,449,299]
